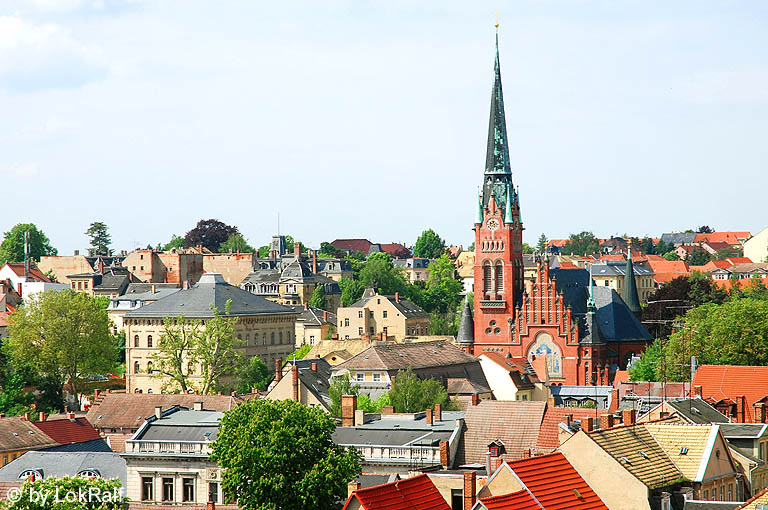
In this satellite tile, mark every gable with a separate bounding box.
[702,430,739,483]
[477,464,524,499]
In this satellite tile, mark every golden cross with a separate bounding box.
[494,11,500,29]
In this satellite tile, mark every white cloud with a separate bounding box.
[0,163,40,176]
[0,16,107,91]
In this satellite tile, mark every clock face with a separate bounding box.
[487,218,500,231]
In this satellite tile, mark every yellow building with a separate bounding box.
[588,260,656,302]
[336,288,429,340]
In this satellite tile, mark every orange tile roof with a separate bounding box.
[613,370,630,388]
[645,254,666,261]
[712,279,767,292]
[3,263,50,283]
[480,489,540,510]
[558,261,578,269]
[597,254,625,262]
[695,232,751,245]
[343,473,450,510]
[726,257,753,265]
[693,365,768,422]
[32,417,101,445]
[536,407,613,449]
[549,239,569,247]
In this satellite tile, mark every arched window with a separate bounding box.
[18,470,43,481]
[77,470,101,479]
[134,361,140,374]
[262,332,266,345]
[271,332,275,345]
[134,335,139,347]
[495,262,504,292]
[147,335,153,348]
[147,361,153,374]
[483,261,492,293]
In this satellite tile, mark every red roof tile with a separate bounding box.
[536,408,613,449]
[695,232,750,245]
[32,417,101,445]
[693,365,768,422]
[379,243,410,258]
[331,239,373,254]
[557,261,578,269]
[479,489,540,510]
[726,257,753,265]
[3,263,50,283]
[343,473,450,510]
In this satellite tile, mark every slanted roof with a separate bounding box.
[644,423,722,481]
[719,423,768,440]
[335,341,477,371]
[133,409,222,442]
[343,473,450,510]
[292,358,333,410]
[2,263,50,283]
[586,423,682,488]
[478,489,540,510]
[734,486,768,509]
[665,398,729,424]
[480,352,538,388]
[32,417,101,445]
[0,417,60,453]
[693,365,768,422]
[536,407,613,449]
[0,451,126,485]
[661,232,697,246]
[456,299,474,344]
[331,239,373,254]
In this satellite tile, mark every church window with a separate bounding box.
[495,262,504,292]
[483,262,492,293]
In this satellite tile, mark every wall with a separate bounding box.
[266,369,327,411]
[478,356,523,401]
[745,228,768,264]
[38,255,94,284]
[123,455,220,505]
[202,254,255,286]
[336,296,429,340]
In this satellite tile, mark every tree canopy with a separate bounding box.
[562,231,599,255]
[210,398,361,510]
[160,234,185,251]
[308,285,327,309]
[183,219,239,252]
[219,233,255,254]
[413,229,445,259]
[235,356,272,394]
[388,367,456,413]
[85,221,111,255]
[0,223,57,264]
[358,252,408,296]
[687,246,711,266]
[536,234,548,253]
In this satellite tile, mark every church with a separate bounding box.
[457,34,652,386]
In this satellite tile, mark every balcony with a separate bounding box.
[126,440,210,456]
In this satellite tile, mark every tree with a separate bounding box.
[338,277,364,307]
[522,242,534,254]
[308,285,327,309]
[562,231,599,255]
[413,229,446,259]
[359,252,408,296]
[7,290,114,410]
[284,345,312,363]
[536,234,549,253]
[388,367,454,413]
[236,356,272,394]
[183,218,239,252]
[160,234,185,251]
[319,241,342,257]
[696,225,715,234]
[663,251,681,261]
[714,247,739,261]
[4,475,126,510]
[688,246,711,266]
[328,374,359,417]
[152,316,200,393]
[422,254,462,313]
[196,301,245,394]
[85,221,111,255]
[219,233,255,254]
[655,239,672,255]
[628,338,662,382]
[210,398,361,510]
[639,238,656,255]
[0,223,57,264]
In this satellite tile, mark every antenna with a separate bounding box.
[24,230,30,280]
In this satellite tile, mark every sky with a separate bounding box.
[1,1,767,255]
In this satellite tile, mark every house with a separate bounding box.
[549,385,615,410]
[67,266,136,298]
[315,257,354,281]
[472,452,608,509]
[305,338,372,366]
[744,227,768,265]
[695,232,751,249]
[693,366,768,423]
[719,423,768,494]
[733,487,768,509]
[331,239,375,256]
[644,260,691,286]
[266,359,332,412]
[291,304,337,347]
[588,259,656,302]
[333,396,464,473]
[121,407,226,506]
[618,382,692,415]
[535,405,616,452]
[122,248,203,286]
[106,283,181,332]
[38,252,127,285]
[0,262,68,301]
[123,272,297,394]
[336,288,430,340]
[85,393,240,453]
[477,353,547,401]
[342,473,451,510]
[393,258,431,284]
[332,341,491,400]
[639,398,730,425]
[202,251,257,286]
[0,451,126,487]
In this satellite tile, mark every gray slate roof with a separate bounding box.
[666,398,730,424]
[661,232,697,246]
[113,283,180,302]
[290,358,333,410]
[589,260,654,277]
[133,409,222,442]
[683,502,740,510]
[124,273,296,318]
[550,385,614,408]
[0,451,126,485]
[349,290,428,319]
[719,423,768,439]
[456,299,474,344]
[292,305,337,326]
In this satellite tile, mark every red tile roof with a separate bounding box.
[32,417,101,445]
[331,239,373,254]
[343,473,450,510]
[693,365,768,422]
[379,243,410,258]
[726,257,753,265]
[612,370,630,388]
[694,232,751,245]
[536,407,613,449]
[479,489,540,510]
[3,263,50,283]
[558,261,578,269]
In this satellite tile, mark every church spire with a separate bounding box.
[485,31,512,177]
[622,242,642,316]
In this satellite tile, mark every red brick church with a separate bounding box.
[457,34,652,386]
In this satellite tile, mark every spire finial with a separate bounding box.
[494,11,500,29]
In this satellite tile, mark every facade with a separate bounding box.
[744,227,768,264]
[266,359,332,411]
[123,272,297,394]
[0,451,126,486]
[589,259,656,302]
[336,289,429,340]
[122,249,203,286]
[292,304,336,347]
[0,262,68,302]
[107,283,181,332]
[67,266,135,298]
[477,353,547,401]
[393,258,431,284]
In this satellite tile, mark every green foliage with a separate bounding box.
[628,338,663,382]
[308,285,327,309]
[357,392,391,413]
[93,296,110,310]
[536,234,548,253]
[84,221,111,256]
[210,398,361,510]
[285,345,312,363]
[413,229,446,259]
[152,315,200,393]
[714,247,740,261]
[195,302,244,394]
[562,231,599,256]
[219,233,255,254]
[7,290,114,410]
[359,253,407,296]
[0,223,57,264]
[696,225,714,234]
[0,475,127,510]
[578,400,597,409]
[663,251,681,261]
[160,234,185,251]
[427,312,460,336]
[655,240,672,255]
[688,246,711,266]
[642,274,726,338]
[328,374,359,417]
[0,371,35,417]
[639,237,656,255]
[236,356,272,394]
[257,245,270,258]
[319,242,341,257]
[183,218,239,252]
[422,254,462,313]
[521,243,534,254]
[389,367,453,413]
[339,278,364,307]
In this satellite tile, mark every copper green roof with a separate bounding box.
[485,32,511,177]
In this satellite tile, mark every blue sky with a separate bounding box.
[1,1,766,254]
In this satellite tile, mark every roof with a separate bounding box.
[0,417,59,453]
[132,409,222,442]
[457,400,546,464]
[292,358,333,410]
[335,341,477,371]
[479,489,540,510]
[646,260,691,283]
[665,398,729,424]
[457,299,474,344]
[693,365,768,422]
[85,393,240,430]
[281,258,313,280]
[536,407,612,449]
[480,352,538,388]
[331,239,373,254]
[684,502,741,510]
[661,232,697,246]
[0,451,126,485]
[446,378,492,395]
[2,263,50,283]
[586,423,682,488]
[694,232,751,245]
[115,283,180,301]
[123,272,296,318]
[292,305,337,326]
[343,473,450,510]
[644,423,720,481]
[734,487,768,509]
[348,291,429,319]
[32,417,101,445]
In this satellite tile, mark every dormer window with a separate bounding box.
[19,469,43,481]
[77,469,101,478]
[488,439,505,458]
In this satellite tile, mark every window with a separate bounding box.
[84,282,89,289]
[262,332,266,345]
[383,311,387,318]
[271,332,275,345]
[134,335,139,347]
[355,373,364,382]
[358,311,363,319]
[140,266,144,271]
[134,361,140,374]
[495,262,504,292]
[309,335,315,345]
[483,262,491,293]
[703,490,708,500]
[208,482,219,504]
[373,373,381,382]
[369,311,374,318]
[147,335,153,348]
[358,327,363,336]
[77,470,100,478]
[279,331,283,344]
[78,281,82,290]
[147,361,153,374]
[188,362,195,375]
[182,478,194,502]
[18,470,43,481]
[451,488,463,510]
[728,484,733,501]
[162,478,174,501]
[141,477,154,501]
[369,326,374,334]
[720,486,724,501]
[344,318,349,327]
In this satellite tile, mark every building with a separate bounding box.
[123,272,297,394]
[38,252,126,285]
[744,228,768,264]
[719,423,768,495]
[342,473,451,510]
[336,288,429,340]
[0,451,126,486]
[477,353,547,401]
[67,266,136,298]
[661,232,698,247]
[393,258,431,284]
[121,407,225,505]
[693,366,768,423]
[107,283,181,332]
[201,252,256,286]
[589,258,656,302]
[266,359,332,412]
[0,262,68,302]
[122,249,203,286]
[639,398,730,425]
[292,304,337,347]
[643,260,691,287]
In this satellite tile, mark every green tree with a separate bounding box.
[210,398,361,510]
[536,234,549,253]
[285,345,312,363]
[357,392,391,413]
[84,221,111,256]
[562,231,599,255]
[696,225,714,234]
[183,218,239,252]
[663,251,681,261]
[688,246,710,266]
[3,475,127,510]
[413,229,446,259]
[422,254,462,313]
[152,316,200,393]
[628,338,662,381]
[0,223,57,264]
[339,278,364,307]
[639,238,656,255]
[328,374,359,417]
[197,301,245,394]
[359,252,408,296]
[219,233,255,254]
[389,367,454,413]
[521,242,534,254]
[236,356,272,394]
[714,247,738,261]
[655,239,672,255]
[319,242,341,257]
[308,285,327,309]
[7,290,114,410]
[160,234,185,251]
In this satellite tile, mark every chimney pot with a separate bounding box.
[275,359,282,382]
[23,412,29,421]
[582,417,594,432]
[434,403,442,421]
[311,362,317,372]
[74,249,79,256]
[39,412,46,422]
[426,409,433,426]
[323,311,328,322]
[354,409,365,426]
[471,394,480,406]
[347,481,361,498]
[341,395,357,427]
[154,406,162,419]
[694,385,703,398]
[292,364,299,402]
[395,292,399,302]
[94,389,101,399]
[622,409,636,426]
[206,502,216,510]
[193,402,203,411]
[439,440,450,469]
[463,472,477,510]
[68,412,75,421]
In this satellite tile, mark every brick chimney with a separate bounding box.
[39,412,46,422]
[68,412,76,421]
[426,409,433,426]
[622,409,636,426]
[361,333,370,343]
[294,242,301,259]
[292,364,299,402]
[756,402,767,424]
[582,417,594,432]
[694,385,703,398]
[74,249,79,256]
[206,502,215,510]
[193,402,204,411]
[94,389,101,399]
[312,250,318,274]
[736,395,746,423]
[463,472,476,510]
[347,481,361,498]
[600,414,614,430]
[311,362,317,372]
[609,388,619,413]
[471,394,480,406]
[23,412,29,421]
[439,440,450,469]
[341,395,357,427]
[275,359,282,383]
[395,292,400,302]
[434,403,442,421]
[323,311,328,322]
[304,302,309,310]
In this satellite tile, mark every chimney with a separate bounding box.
[563,414,573,427]
[361,333,370,343]
[426,409,433,426]
[311,362,317,372]
[183,280,189,290]
[312,250,318,274]
[600,414,614,430]
[434,403,442,421]
[694,385,703,398]
[756,403,767,424]
[381,405,394,415]
[737,395,746,423]
[304,302,309,310]
[547,396,556,408]
[463,472,477,510]
[68,412,75,422]
[17,283,22,296]
[154,406,162,420]
[622,409,636,426]
[582,417,594,433]
[0,414,4,418]
[206,502,216,510]
[275,359,282,382]
[39,412,46,422]
[151,284,156,294]
[347,481,361,498]
[292,364,299,402]
[94,389,101,399]
[439,440,450,469]
[354,409,365,426]
[395,292,399,302]
[74,249,79,256]
[471,394,480,406]
[331,333,339,340]
[294,242,301,259]
[609,388,619,413]
[323,311,328,322]
[23,412,29,421]
[341,395,357,427]
[379,331,386,342]
[193,402,203,411]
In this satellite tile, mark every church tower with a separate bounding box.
[469,32,524,355]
